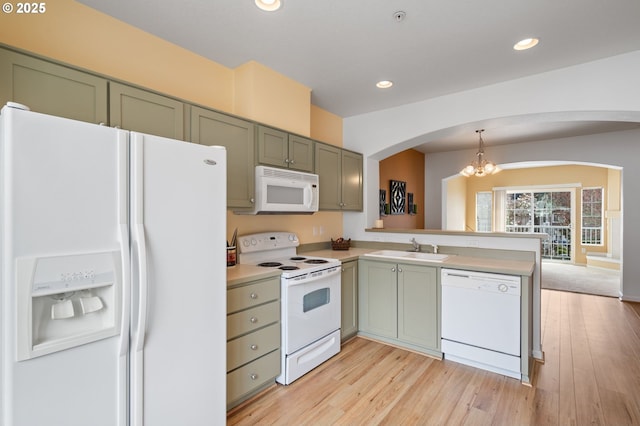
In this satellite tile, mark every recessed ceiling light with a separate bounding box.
[255,0,281,12]
[376,80,393,89]
[513,38,539,51]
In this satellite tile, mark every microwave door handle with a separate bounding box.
[304,186,312,208]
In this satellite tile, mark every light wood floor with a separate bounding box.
[227,290,640,425]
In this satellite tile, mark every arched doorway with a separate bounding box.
[442,161,622,297]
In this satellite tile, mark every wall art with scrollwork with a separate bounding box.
[390,180,406,215]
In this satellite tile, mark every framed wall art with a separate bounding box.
[379,189,387,216]
[408,192,414,215]
[390,180,406,215]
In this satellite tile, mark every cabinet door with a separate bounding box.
[191,106,255,209]
[288,134,314,172]
[109,82,184,140]
[340,260,358,341]
[0,48,107,124]
[315,142,342,210]
[257,125,288,168]
[358,259,397,338]
[397,263,438,349]
[341,150,363,211]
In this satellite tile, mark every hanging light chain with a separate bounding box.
[460,129,498,177]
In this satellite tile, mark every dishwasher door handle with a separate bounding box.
[444,272,471,279]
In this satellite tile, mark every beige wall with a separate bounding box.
[0,0,235,113]
[445,176,467,231]
[379,149,425,229]
[234,61,310,136]
[310,105,343,147]
[463,165,620,264]
[0,0,344,244]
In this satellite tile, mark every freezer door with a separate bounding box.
[0,106,129,426]
[129,133,226,426]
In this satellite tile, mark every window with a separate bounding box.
[581,187,603,245]
[476,192,492,232]
[505,190,573,260]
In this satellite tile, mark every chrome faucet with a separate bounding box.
[431,244,439,254]
[410,238,420,252]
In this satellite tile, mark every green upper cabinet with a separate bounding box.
[257,125,287,168]
[109,82,184,140]
[190,106,256,209]
[315,143,341,210]
[287,134,314,172]
[315,142,363,211]
[0,48,108,124]
[341,150,363,211]
[257,125,314,172]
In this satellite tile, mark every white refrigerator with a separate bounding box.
[0,104,226,426]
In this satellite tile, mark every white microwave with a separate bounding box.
[235,166,319,215]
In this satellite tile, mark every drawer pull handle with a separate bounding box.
[250,344,258,350]
[250,293,258,299]
[250,316,258,324]
[250,373,258,380]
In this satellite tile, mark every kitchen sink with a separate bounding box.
[363,250,450,262]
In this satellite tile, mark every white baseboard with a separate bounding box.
[620,293,640,302]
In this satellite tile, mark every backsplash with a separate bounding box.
[227,210,344,245]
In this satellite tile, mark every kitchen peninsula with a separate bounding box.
[301,228,544,368]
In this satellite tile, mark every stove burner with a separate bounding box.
[279,266,300,271]
[258,262,283,268]
[290,256,307,261]
[304,259,329,264]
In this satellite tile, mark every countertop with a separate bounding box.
[365,228,548,239]
[226,263,281,288]
[227,247,535,285]
[301,248,535,276]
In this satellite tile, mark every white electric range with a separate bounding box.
[237,232,341,385]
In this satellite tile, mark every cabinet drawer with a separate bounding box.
[227,322,280,371]
[227,277,280,313]
[227,300,280,339]
[227,349,280,404]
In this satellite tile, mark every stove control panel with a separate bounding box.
[238,232,300,254]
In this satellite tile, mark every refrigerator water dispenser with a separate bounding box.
[16,251,122,361]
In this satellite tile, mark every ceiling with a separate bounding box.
[77,0,640,152]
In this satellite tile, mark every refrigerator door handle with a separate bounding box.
[131,223,148,426]
[117,224,130,356]
[133,224,148,353]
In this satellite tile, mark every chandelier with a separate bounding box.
[460,129,499,177]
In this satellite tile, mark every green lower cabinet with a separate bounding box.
[227,275,280,410]
[340,260,359,341]
[358,259,440,355]
[397,264,438,349]
[358,259,397,339]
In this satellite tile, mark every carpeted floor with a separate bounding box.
[541,261,620,297]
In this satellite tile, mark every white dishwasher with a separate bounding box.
[441,268,521,379]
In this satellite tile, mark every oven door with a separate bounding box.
[283,266,341,355]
